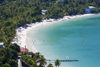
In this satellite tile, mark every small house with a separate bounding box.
[28,55,32,58]
[0,42,4,48]
[85,6,95,13]
[41,10,47,15]
[20,47,28,52]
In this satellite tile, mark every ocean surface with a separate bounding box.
[27,14,100,67]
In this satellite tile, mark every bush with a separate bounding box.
[8,59,18,67]
[3,63,10,67]
[9,43,20,52]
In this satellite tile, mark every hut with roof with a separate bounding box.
[85,6,95,13]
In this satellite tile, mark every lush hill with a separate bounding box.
[0,0,100,43]
[0,0,100,67]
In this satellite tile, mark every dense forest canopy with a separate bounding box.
[0,0,100,42]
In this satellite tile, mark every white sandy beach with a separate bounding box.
[13,14,95,53]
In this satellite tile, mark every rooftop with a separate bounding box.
[41,10,47,12]
[20,47,28,52]
[89,6,95,9]
[0,42,4,45]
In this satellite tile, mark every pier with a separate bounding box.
[47,59,79,62]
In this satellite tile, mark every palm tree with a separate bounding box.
[55,59,60,67]
[47,63,53,67]
[39,55,47,67]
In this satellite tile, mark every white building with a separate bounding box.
[89,6,95,9]
[0,42,4,48]
[85,6,95,13]
[41,10,47,15]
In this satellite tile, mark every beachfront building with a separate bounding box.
[85,6,95,13]
[20,47,28,52]
[0,42,4,57]
[41,10,47,16]
[0,42,4,48]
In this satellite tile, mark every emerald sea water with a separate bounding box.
[27,14,100,67]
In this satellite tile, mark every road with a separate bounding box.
[18,59,22,67]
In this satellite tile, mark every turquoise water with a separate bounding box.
[28,14,100,67]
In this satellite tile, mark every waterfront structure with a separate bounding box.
[20,47,28,52]
[41,10,47,16]
[85,6,95,13]
[0,42,4,48]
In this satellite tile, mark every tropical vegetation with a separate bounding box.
[55,59,60,67]
[0,0,100,67]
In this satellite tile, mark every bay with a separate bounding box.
[27,14,100,67]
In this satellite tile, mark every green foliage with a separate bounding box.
[55,59,60,67]
[24,52,35,56]
[8,59,18,67]
[38,55,46,67]
[9,43,20,52]
[3,63,10,67]
[21,52,47,67]
[1,48,18,60]
[21,55,37,67]
[47,63,53,67]
[0,0,100,43]
[0,61,3,67]
[0,46,19,67]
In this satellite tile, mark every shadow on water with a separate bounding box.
[88,17,100,20]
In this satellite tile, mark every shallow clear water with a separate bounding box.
[27,14,100,67]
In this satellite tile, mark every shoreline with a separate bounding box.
[13,14,96,53]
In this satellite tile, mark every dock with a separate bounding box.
[47,59,79,62]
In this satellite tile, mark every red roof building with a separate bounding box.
[20,47,28,52]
